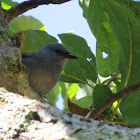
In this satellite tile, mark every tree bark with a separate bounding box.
[0,5,39,99]
[1,88,140,140]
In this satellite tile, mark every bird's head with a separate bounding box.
[42,42,77,59]
[41,42,77,69]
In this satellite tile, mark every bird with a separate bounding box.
[22,42,77,96]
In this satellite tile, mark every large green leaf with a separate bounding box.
[79,0,103,38]
[59,33,97,84]
[102,0,131,87]
[9,16,45,33]
[127,17,140,86]
[60,56,97,84]
[96,22,119,77]
[93,84,112,108]
[120,92,140,127]
[102,0,140,126]
[22,30,58,52]
[58,33,96,64]
[120,11,140,127]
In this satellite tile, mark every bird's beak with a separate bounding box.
[66,53,77,59]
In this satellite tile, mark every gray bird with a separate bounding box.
[22,42,77,96]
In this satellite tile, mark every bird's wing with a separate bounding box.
[22,52,36,58]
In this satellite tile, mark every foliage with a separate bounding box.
[2,0,140,127]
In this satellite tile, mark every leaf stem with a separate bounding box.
[62,73,94,88]
[111,15,133,121]
[110,99,122,121]
[64,83,69,108]
[124,21,132,88]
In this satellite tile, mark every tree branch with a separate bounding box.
[1,88,140,139]
[86,82,140,119]
[6,0,71,23]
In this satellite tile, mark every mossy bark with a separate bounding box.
[0,6,39,99]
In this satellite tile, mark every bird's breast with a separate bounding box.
[29,59,62,96]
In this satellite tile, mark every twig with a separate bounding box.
[106,71,120,85]
[6,0,71,23]
[86,82,140,119]
[102,71,120,85]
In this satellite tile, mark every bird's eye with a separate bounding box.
[56,49,65,55]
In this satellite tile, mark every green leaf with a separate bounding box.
[79,0,103,38]
[58,33,96,64]
[116,81,123,93]
[120,16,140,127]
[66,83,78,99]
[68,82,94,104]
[93,84,112,108]
[102,0,140,127]
[127,17,140,86]
[9,16,45,33]
[1,0,18,10]
[120,92,140,127]
[73,96,93,108]
[65,82,93,109]
[96,22,119,77]
[60,83,79,109]
[60,56,97,84]
[45,83,60,106]
[22,30,58,52]
[58,82,66,100]
[59,33,97,84]
[102,0,131,87]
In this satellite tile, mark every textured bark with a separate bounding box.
[0,44,39,99]
[0,5,39,99]
[1,88,140,140]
